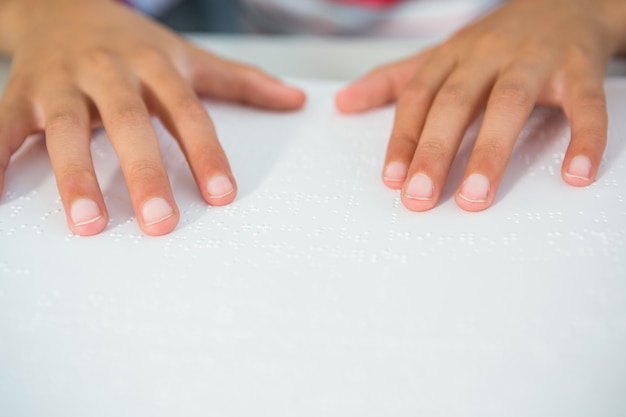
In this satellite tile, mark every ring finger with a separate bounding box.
[42,87,109,235]
[399,59,497,211]
[455,53,555,211]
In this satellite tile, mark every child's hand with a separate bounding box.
[0,0,305,236]
[336,0,626,212]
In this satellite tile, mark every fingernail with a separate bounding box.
[207,174,234,198]
[459,173,490,203]
[566,155,592,181]
[405,173,434,201]
[71,198,103,227]
[142,197,174,226]
[383,162,408,182]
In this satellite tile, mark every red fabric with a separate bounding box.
[331,0,402,8]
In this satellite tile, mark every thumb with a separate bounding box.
[335,50,432,114]
[185,45,306,111]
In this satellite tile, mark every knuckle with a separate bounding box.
[565,44,596,67]
[492,82,531,107]
[471,33,505,54]
[110,104,148,128]
[576,90,606,111]
[418,140,450,159]
[389,134,418,153]
[40,56,74,83]
[474,140,508,165]
[55,163,95,185]
[172,94,207,119]
[397,84,431,107]
[519,36,549,56]
[435,83,471,106]
[46,111,84,135]
[572,126,605,146]
[131,46,168,67]
[81,47,118,72]
[127,160,165,183]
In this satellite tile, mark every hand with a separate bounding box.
[336,0,626,212]
[0,0,306,236]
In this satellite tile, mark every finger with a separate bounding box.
[78,57,179,236]
[186,46,306,110]
[560,70,607,187]
[401,60,496,211]
[455,55,554,211]
[42,88,109,236]
[335,50,433,114]
[381,50,457,191]
[137,54,237,206]
[0,95,39,196]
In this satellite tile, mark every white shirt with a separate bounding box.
[238,0,503,36]
[128,0,504,37]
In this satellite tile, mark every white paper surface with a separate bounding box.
[1,78,625,416]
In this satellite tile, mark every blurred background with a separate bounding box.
[134,0,516,38]
[156,0,241,33]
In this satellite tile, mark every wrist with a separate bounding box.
[509,0,626,56]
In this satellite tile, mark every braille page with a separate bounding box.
[1,79,625,417]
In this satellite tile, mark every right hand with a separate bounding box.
[0,0,306,236]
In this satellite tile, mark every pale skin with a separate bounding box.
[0,0,306,236]
[337,0,626,212]
[0,0,625,236]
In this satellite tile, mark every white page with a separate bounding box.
[0,79,625,416]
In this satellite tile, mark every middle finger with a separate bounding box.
[78,53,179,235]
[400,59,497,211]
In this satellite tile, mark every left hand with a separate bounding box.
[336,0,626,212]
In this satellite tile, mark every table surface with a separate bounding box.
[1,36,626,417]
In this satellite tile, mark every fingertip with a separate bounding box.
[401,172,437,212]
[401,195,437,212]
[67,198,109,236]
[142,217,179,236]
[383,178,404,190]
[562,154,596,187]
[455,195,492,212]
[455,173,494,212]
[205,174,237,206]
[139,197,179,236]
[334,82,371,114]
[272,79,307,110]
[560,74,607,187]
[206,190,237,206]
[284,87,307,110]
[254,80,307,111]
[334,87,353,114]
[382,161,408,190]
